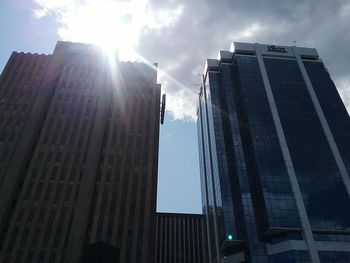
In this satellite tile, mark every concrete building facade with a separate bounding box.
[0,41,161,263]
[155,213,209,263]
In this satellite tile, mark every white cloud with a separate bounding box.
[33,0,183,60]
[33,0,350,121]
[33,0,74,18]
[145,5,184,30]
[158,77,197,121]
[233,22,264,40]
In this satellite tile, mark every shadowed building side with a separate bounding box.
[79,61,161,263]
[0,41,161,263]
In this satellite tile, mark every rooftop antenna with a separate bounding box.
[195,74,204,95]
[193,84,201,95]
[196,73,204,85]
[160,94,166,125]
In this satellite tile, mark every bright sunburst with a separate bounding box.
[34,0,183,61]
[57,0,146,61]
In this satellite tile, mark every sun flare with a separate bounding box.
[56,0,146,61]
[34,0,184,61]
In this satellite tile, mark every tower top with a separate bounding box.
[203,41,319,78]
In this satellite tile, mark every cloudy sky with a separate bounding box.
[1,0,350,213]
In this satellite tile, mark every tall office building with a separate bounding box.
[0,41,161,263]
[155,212,209,263]
[197,42,350,262]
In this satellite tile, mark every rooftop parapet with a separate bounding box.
[203,41,320,78]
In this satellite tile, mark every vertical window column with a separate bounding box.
[254,44,320,263]
[292,47,350,197]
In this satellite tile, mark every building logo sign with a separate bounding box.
[267,45,287,53]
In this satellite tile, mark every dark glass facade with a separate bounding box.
[197,42,350,262]
[264,58,350,231]
[0,42,161,263]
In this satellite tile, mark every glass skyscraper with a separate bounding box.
[197,42,350,263]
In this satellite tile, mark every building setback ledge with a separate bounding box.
[315,241,350,252]
[266,240,308,255]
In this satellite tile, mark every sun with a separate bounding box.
[34,0,184,62]
[57,0,148,61]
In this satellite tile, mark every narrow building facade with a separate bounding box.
[155,213,209,263]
